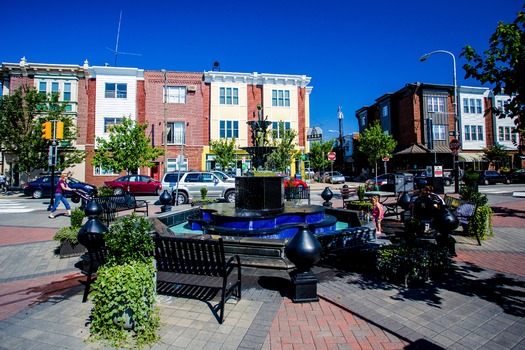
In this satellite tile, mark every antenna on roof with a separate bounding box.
[105,11,142,66]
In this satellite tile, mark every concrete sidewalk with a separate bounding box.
[0,193,524,349]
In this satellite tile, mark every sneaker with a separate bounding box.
[48,213,54,219]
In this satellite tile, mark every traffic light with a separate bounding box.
[41,121,52,139]
[56,121,64,139]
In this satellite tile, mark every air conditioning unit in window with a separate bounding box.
[187,85,197,92]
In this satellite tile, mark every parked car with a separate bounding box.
[368,173,415,192]
[414,171,454,188]
[511,169,525,183]
[212,171,235,183]
[477,170,511,185]
[283,176,308,189]
[162,171,236,205]
[322,171,346,184]
[24,176,98,199]
[104,174,162,195]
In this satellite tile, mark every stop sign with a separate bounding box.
[327,152,336,161]
[449,139,461,155]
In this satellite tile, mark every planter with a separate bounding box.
[59,242,86,258]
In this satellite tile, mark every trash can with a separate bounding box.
[402,173,414,191]
[393,174,406,193]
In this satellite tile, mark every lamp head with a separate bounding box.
[419,54,429,62]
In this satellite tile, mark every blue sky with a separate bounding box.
[2,0,521,139]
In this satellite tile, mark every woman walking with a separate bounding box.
[49,172,72,218]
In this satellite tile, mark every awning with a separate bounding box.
[458,152,487,162]
[393,143,451,155]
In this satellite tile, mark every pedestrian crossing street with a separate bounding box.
[0,199,34,213]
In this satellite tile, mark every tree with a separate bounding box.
[209,138,237,171]
[357,121,397,180]
[266,122,298,172]
[309,139,335,173]
[0,85,85,176]
[483,143,511,170]
[461,6,525,142]
[92,117,164,174]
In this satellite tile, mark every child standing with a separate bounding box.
[371,196,384,235]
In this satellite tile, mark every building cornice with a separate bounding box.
[204,71,311,88]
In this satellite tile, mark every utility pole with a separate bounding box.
[338,106,344,171]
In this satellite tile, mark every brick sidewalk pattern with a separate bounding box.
[0,191,524,349]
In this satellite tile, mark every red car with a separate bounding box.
[104,175,162,195]
[283,176,308,189]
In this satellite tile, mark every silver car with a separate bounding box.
[162,171,236,205]
[323,171,345,184]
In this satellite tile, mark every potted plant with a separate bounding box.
[345,185,373,212]
[191,187,218,206]
[88,214,160,349]
[459,184,493,241]
[52,207,86,258]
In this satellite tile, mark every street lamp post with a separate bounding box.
[419,50,459,193]
[338,106,344,171]
[161,69,168,176]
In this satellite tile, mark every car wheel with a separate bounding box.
[173,192,187,205]
[154,187,160,196]
[444,179,451,186]
[484,179,490,185]
[32,189,43,199]
[225,190,236,203]
[113,187,124,195]
[505,178,511,184]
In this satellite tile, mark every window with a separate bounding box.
[104,117,123,132]
[463,98,482,114]
[52,82,59,95]
[360,116,366,126]
[427,96,445,113]
[382,105,389,117]
[164,86,186,104]
[94,166,118,175]
[63,83,71,101]
[433,125,446,141]
[39,82,47,96]
[272,121,291,138]
[272,89,290,107]
[497,126,513,141]
[219,120,239,138]
[105,83,127,98]
[167,122,185,144]
[465,125,484,141]
[219,87,238,105]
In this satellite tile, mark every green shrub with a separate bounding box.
[97,185,114,197]
[90,260,160,349]
[467,205,494,241]
[103,214,154,265]
[70,207,85,227]
[357,185,365,201]
[200,187,208,199]
[376,241,451,287]
[53,226,81,245]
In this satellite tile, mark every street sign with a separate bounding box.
[449,139,461,156]
[382,157,389,161]
[306,127,323,141]
[327,152,336,161]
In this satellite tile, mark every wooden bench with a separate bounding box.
[444,195,480,245]
[284,186,311,205]
[340,186,358,208]
[154,235,242,324]
[93,193,149,225]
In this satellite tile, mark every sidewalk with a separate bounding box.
[0,192,524,349]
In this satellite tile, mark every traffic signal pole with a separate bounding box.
[42,120,63,210]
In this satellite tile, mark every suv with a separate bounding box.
[162,171,236,205]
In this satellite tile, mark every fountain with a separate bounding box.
[153,104,376,273]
